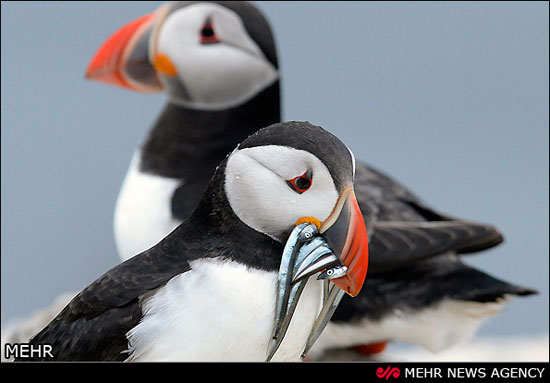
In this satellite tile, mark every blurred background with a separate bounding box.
[1,1,548,360]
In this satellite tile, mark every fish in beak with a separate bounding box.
[267,186,369,361]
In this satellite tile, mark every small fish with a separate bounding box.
[318,265,348,280]
[267,222,348,361]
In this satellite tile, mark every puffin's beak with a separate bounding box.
[85,6,167,92]
[267,187,369,361]
[319,186,369,297]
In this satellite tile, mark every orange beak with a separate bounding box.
[320,186,369,297]
[85,10,164,92]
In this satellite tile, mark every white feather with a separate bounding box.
[225,146,339,240]
[309,297,511,358]
[157,3,278,110]
[126,257,323,361]
[114,151,181,261]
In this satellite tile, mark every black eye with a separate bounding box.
[295,177,311,190]
[200,18,219,44]
[286,170,313,194]
[202,26,214,37]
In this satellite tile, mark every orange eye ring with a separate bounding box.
[200,17,219,44]
[286,170,313,194]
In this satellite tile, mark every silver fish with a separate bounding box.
[266,223,346,361]
[318,265,348,280]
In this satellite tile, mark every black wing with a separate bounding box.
[354,162,504,269]
[334,162,536,324]
[367,220,504,271]
[333,254,537,322]
[25,233,193,361]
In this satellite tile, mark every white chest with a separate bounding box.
[126,258,323,362]
[114,152,182,261]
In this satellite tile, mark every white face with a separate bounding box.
[225,145,340,241]
[154,3,278,110]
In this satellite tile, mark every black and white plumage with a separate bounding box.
[84,0,535,357]
[24,122,364,361]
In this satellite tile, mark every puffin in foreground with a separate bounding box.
[24,122,369,361]
[81,0,536,358]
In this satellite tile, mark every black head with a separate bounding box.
[238,121,355,192]
[221,121,356,241]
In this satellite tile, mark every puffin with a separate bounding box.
[22,121,369,361]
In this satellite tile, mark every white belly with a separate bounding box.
[126,258,323,362]
[309,298,509,357]
[114,151,182,261]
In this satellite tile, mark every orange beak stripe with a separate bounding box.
[320,187,369,297]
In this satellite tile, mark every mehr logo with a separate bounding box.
[4,343,54,359]
[377,365,401,380]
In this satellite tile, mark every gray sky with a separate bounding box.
[1,1,548,340]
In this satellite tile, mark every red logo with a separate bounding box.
[376,366,400,380]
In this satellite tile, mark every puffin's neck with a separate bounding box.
[139,82,281,180]
[172,159,285,273]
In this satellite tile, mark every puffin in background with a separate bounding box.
[23,122,369,361]
[84,1,281,259]
[1,1,536,361]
